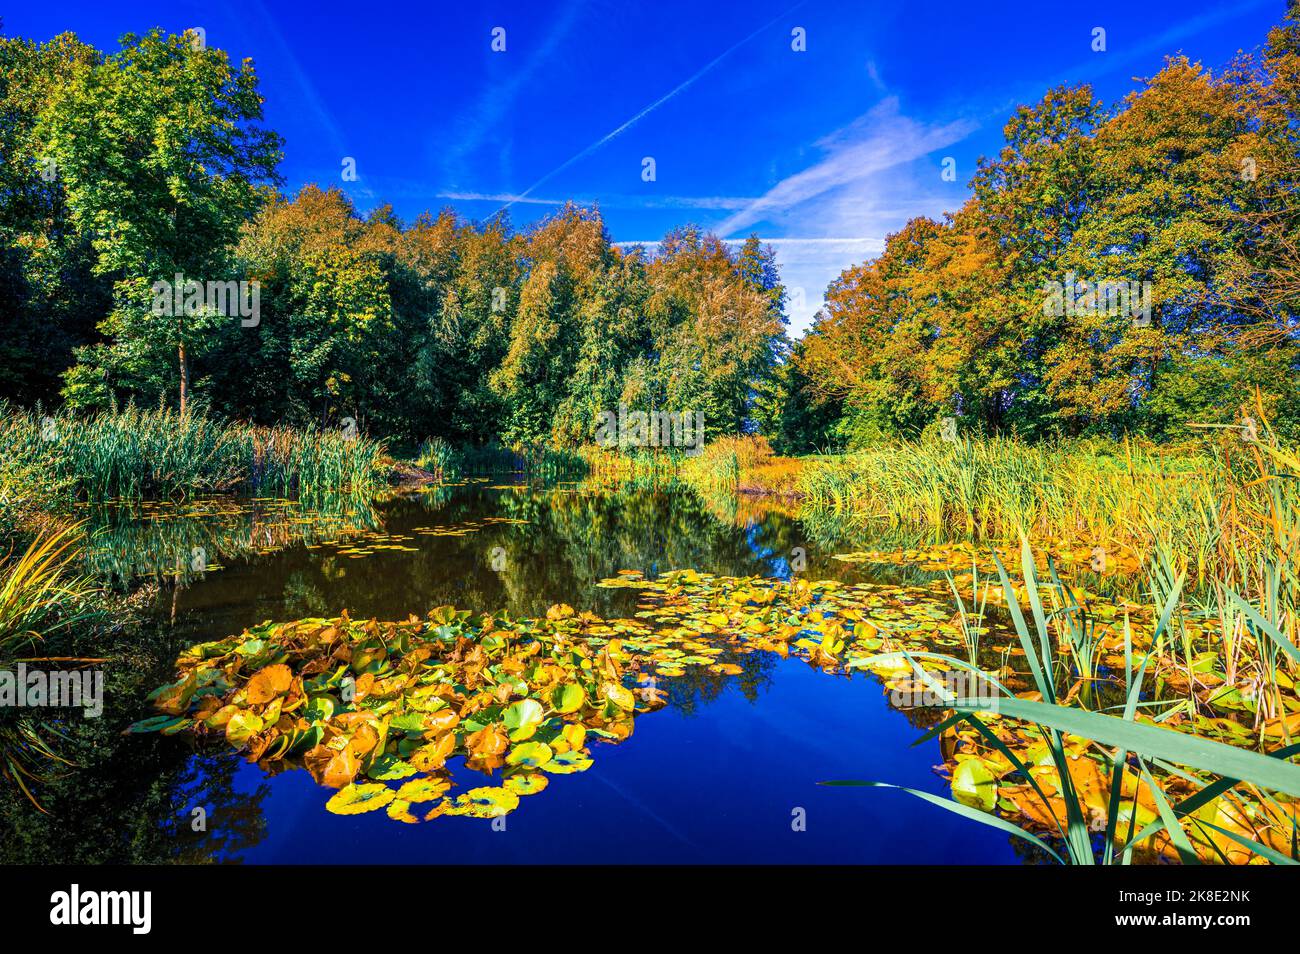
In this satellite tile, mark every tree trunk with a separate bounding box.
[178,312,189,415]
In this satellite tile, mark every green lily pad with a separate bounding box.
[326,782,396,815]
[503,698,545,741]
[505,741,553,769]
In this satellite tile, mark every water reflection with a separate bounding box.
[2,479,1028,864]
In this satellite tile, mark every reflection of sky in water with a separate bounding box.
[70,483,1027,863]
[217,658,1017,864]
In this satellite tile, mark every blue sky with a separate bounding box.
[7,0,1288,333]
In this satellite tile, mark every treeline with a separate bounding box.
[5,16,1300,454]
[0,28,787,449]
[796,12,1300,445]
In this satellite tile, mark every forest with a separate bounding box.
[2,14,1296,452]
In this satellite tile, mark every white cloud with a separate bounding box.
[705,98,977,334]
[716,97,975,237]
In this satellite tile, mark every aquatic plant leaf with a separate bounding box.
[326,782,396,815]
[304,743,361,788]
[504,772,549,796]
[123,715,187,734]
[246,664,293,704]
[506,741,553,769]
[951,759,997,811]
[386,799,420,824]
[395,776,450,803]
[444,786,519,818]
[368,756,417,781]
[542,750,594,774]
[502,699,545,741]
[551,683,585,714]
[603,682,636,711]
[224,711,264,746]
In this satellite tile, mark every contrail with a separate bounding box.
[496,0,810,216]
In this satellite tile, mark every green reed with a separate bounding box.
[0,404,387,503]
[825,537,1300,865]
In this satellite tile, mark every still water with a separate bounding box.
[8,480,1026,864]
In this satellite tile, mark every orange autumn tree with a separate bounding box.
[797,10,1300,446]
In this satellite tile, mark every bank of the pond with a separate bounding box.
[0,405,390,506]
[3,428,1299,862]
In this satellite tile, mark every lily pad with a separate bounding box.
[325,783,396,815]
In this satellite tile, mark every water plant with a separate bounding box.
[0,404,388,502]
[0,524,104,809]
[822,538,1300,864]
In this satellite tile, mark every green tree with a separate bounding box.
[38,28,281,413]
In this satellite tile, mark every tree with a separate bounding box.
[38,28,281,413]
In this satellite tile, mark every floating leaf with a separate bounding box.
[326,783,396,815]
[551,683,585,714]
[386,799,420,824]
[367,755,417,781]
[246,664,293,704]
[502,699,545,741]
[603,682,636,712]
[506,741,553,769]
[224,711,264,747]
[504,772,549,796]
[542,750,594,774]
[951,759,998,811]
[395,776,450,803]
[123,715,187,735]
[443,786,519,818]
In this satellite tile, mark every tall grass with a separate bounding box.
[799,435,1217,539]
[826,537,1300,864]
[0,525,104,809]
[0,523,99,658]
[0,404,387,502]
[796,434,1282,589]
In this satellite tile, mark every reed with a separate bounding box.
[0,404,387,502]
[417,438,588,480]
[0,525,105,810]
[825,537,1300,864]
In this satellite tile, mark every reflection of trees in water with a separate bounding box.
[80,494,382,590]
[0,621,268,863]
[657,647,778,715]
[282,570,330,618]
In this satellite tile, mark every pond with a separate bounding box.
[7,480,1030,864]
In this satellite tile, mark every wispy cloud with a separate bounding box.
[441,2,589,185]
[247,0,367,196]
[677,97,977,334]
[715,97,976,237]
[439,191,754,211]
[496,0,810,214]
